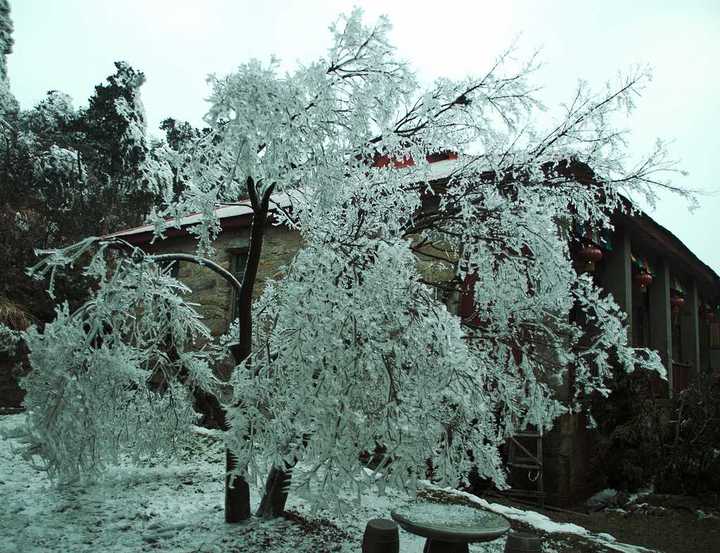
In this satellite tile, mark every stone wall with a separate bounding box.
[145,228,464,336]
[145,226,302,336]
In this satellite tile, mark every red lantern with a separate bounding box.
[634,271,653,290]
[670,295,685,313]
[372,153,416,168]
[579,245,603,272]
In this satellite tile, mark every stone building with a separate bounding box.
[107,158,720,506]
[107,158,459,337]
[114,216,302,337]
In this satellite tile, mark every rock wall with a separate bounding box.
[145,227,463,336]
[145,226,302,336]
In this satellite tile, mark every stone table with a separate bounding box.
[390,502,510,553]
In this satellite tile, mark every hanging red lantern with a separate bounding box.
[670,295,685,313]
[579,245,603,272]
[634,271,653,290]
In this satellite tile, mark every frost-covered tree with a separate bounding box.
[11,9,684,524]
[0,0,16,121]
[158,117,207,201]
[3,61,169,241]
[20,243,215,480]
[0,50,172,319]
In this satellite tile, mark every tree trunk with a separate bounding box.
[256,465,292,518]
[144,249,252,522]
[224,179,275,523]
[225,448,251,522]
[193,388,225,429]
[150,180,277,523]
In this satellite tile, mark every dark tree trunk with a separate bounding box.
[248,179,296,519]
[193,389,225,429]
[225,448,251,522]
[147,179,280,523]
[256,465,292,518]
[224,178,275,523]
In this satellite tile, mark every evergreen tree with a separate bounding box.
[0,11,170,318]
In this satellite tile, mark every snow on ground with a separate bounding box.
[1,414,327,552]
[427,485,657,553]
[1,414,654,553]
[0,414,499,552]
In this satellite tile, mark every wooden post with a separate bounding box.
[649,258,673,396]
[681,280,701,382]
[603,229,633,338]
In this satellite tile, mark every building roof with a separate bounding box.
[104,190,297,244]
[616,209,720,296]
[106,158,719,296]
[104,158,460,245]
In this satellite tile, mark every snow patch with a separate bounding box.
[424,483,658,553]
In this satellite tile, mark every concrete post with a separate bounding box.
[362,519,399,553]
[649,259,672,395]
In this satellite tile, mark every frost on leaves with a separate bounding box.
[20,246,222,481]
[10,9,681,510]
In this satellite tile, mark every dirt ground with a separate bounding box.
[490,493,720,553]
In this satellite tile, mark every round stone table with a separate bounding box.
[390,502,510,553]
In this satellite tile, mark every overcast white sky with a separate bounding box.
[8,0,720,273]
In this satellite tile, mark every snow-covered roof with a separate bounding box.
[105,158,460,243]
[104,204,253,240]
[104,192,294,240]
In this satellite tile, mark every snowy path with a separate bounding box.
[0,415,324,552]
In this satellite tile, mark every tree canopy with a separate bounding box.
[3,9,684,521]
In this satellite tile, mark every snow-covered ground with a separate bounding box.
[0,414,480,552]
[426,487,657,553]
[0,414,655,553]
